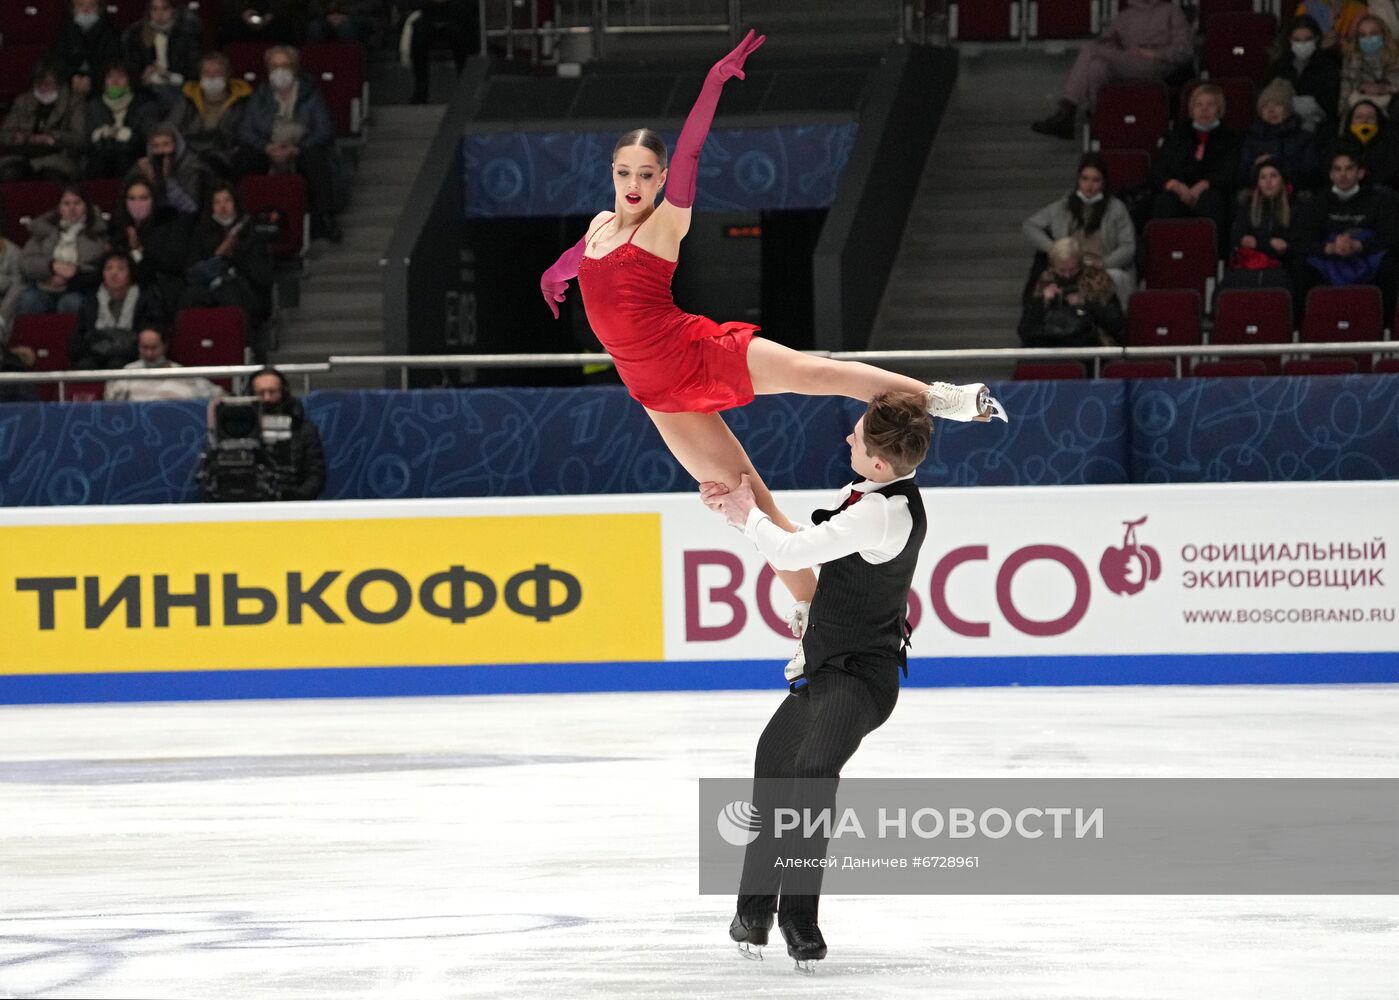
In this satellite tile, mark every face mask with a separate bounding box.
[127,200,152,222]
[74,11,100,29]
[1359,35,1385,56]
[269,68,295,90]
[105,85,130,100]
[33,89,59,106]
[1291,39,1317,59]
[200,76,227,99]
[1077,190,1104,205]
[1351,121,1380,142]
[1333,183,1360,199]
[150,13,173,31]
[1192,119,1220,132]
[214,212,237,227]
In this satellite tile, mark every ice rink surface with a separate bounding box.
[3,685,1398,999]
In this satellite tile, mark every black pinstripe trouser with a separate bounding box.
[736,659,901,923]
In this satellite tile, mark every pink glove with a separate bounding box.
[540,234,588,319]
[665,29,765,210]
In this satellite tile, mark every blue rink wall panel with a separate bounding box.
[2,654,1397,704]
[3,376,1399,507]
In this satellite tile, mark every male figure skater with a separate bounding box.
[700,390,931,972]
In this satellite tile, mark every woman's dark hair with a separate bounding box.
[110,176,154,230]
[137,324,168,342]
[1274,13,1323,60]
[203,181,244,218]
[57,183,94,224]
[101,249,134,275]
[31,59,63,88]
[613,128,669,168]
[1067,152,1110,235]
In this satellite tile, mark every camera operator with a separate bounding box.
[200,366,324,501]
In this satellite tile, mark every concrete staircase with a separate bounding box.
[870,49,1084,382]
[273,104,446,388]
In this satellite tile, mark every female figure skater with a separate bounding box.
[540,30,1004,604]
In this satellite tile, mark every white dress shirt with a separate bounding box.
[742,470,917,572]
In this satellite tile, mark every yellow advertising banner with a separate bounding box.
[1,513,662,674]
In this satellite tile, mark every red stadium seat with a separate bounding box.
[1098,148,1151,196]
[1014,361,1088,380]
[302,42,368,139]
[1101,360,1175,379]
[1029,0,1098,39]
[1301,285,1382,372]
[103,0,145,28]
[0,179,63,245]
[1198,0,1255,15]
[950,1,1019,40]
[1212,288,1292,373]
[1180,77,1256,132]
[225,41,273,85]
[1375,358,1399,372]
[1126,289,1203,347]
[8,313,77,401]
[237,174,309,259]
[83,177,124,216]
[0,2,68,44]
[1089,82,1170,153]
[1283,358,1360,376]
[171,307,249,382]
[0,44,49,101]
[1202,12,1278,84]
[1144,218,1218,301]
[1191,360,1268,377]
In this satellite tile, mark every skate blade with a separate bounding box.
[986,395,1009,423]
[737,943,763,961]
[792,958,818,974]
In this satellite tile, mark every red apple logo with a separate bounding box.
[1100,517,1162,596]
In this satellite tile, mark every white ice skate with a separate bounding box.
[784,645,806,683]
[926,381,1009,423]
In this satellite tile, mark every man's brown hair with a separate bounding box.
[862,391,932,476]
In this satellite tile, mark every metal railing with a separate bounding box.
[3,345,1396,397]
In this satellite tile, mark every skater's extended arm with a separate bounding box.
[663,29,765,211]
[703,475,911,571]
[539,233,588,319]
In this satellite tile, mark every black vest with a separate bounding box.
[802,478,927,676]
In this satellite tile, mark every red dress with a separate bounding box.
[577,216,758,414]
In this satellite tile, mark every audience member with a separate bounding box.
[0,345,41,403]
[221,2,308,46]
[49,0,125,98]
[0,216,23,341]
[123,0,203,111]
[71,250,164,369]
[109,177,192,320]
[166,52,253,179]
[1022,153,1137,305]
[0,62,85,183]
[183,183,274,356]
[1340,15,1399,112]
[104,325,220,400]
[1018,237,1125,348]
[1295,0,1367,49]
[1238,79,1321,190]
[128,122,213,215]
[1149,83,1242,249]
[309,0,379,43]
[14,186,108,317]
[1268,15,1343,133]
[236,46,342,241]
[84,62,161,179]
[1031,0,1192,139]
[1292,148,1397,316]
[1220,157,1298,295]
[1329,99,1399,189]
[404,0,480,105]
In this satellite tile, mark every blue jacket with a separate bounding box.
[237,74,334,151]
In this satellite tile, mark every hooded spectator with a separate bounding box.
[127,122,214,215]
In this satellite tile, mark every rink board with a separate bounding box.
[1,482,1396,702]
